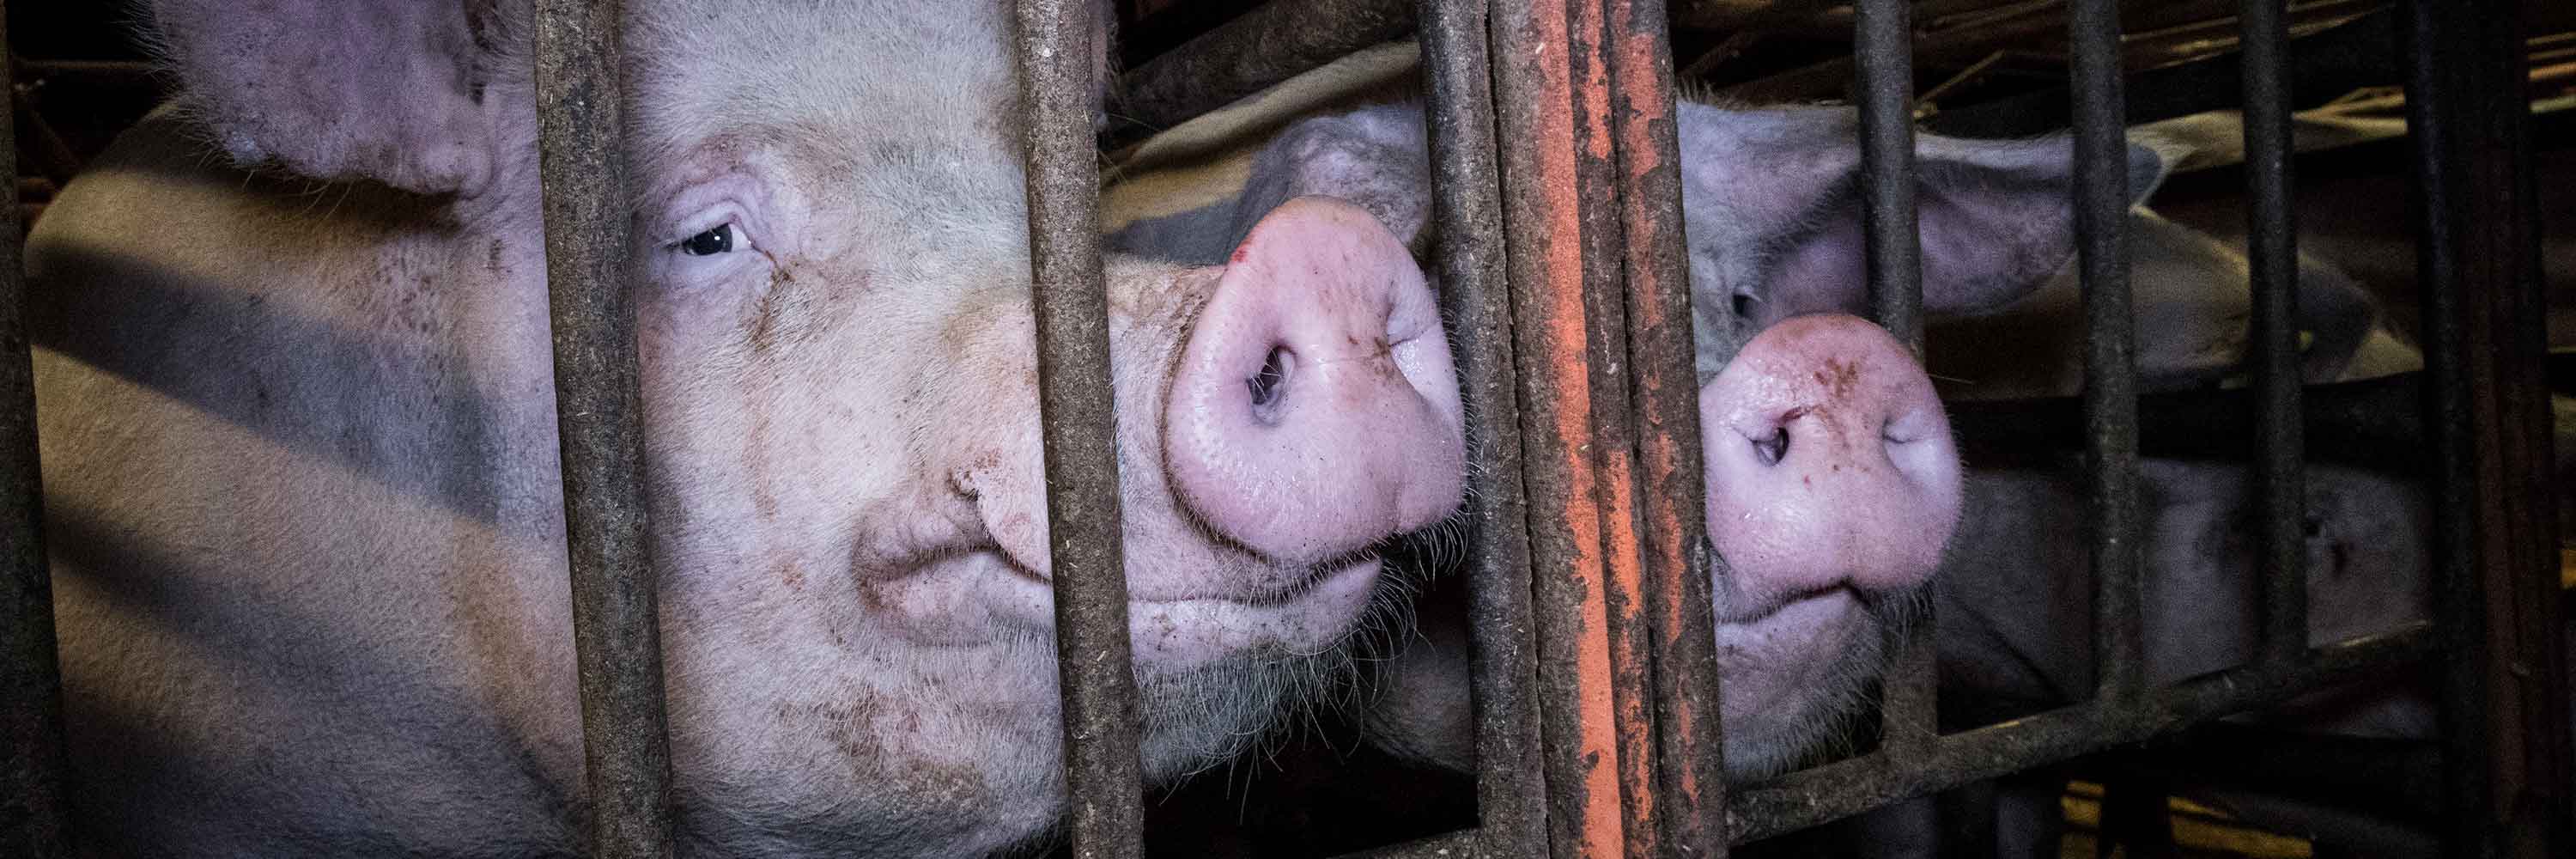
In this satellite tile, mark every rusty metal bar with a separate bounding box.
[528,1,676,855]
[2066,0,2146,710]
[0,3,70,853]
[1564,2,1662,855]
[1947,372,2430,474]
[2401,0,2573,855]
[1725,623,2437,842]
[1489,0,1626,851]
[1414,0,1546,853]
[1603,0,1730,854]
[1014,2,1145,856]
[2238,0,2310,670]
[1115,0,1413,136]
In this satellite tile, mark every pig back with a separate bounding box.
[28,109,587,854]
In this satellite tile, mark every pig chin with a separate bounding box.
[1711,585,1923,776]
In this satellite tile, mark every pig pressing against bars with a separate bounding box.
[28,2,1467,855]
[1109,94,2172,777]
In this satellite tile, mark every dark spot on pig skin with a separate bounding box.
[1814,357,1862,401]
[778,560,805,592]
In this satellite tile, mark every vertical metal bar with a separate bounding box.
[1417,2,1547,855]
[2238,0,2308,670]
[1852,0,1938,758]
[0,3,71,853]
[1490,0,1627,851]
[2402,1,2573,856]
[1013,3,1144,856]
[1564,2,1661,855]
[1602,0,1728,854]
[1854,0,1922,349]
[2065,0,2144,710]
[528,2,677,856]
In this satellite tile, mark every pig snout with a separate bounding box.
[1702,314,1962,606]
[1163,197,1467,565]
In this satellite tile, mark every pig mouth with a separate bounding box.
[975,542,1387,667]
[1711,588,1869,727]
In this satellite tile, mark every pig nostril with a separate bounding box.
[1749,426,1789,466]
[1247,346,1293,423]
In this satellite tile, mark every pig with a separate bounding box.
[1107,95,2172,778]
[30,2,1470,855]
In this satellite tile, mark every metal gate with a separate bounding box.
[1,1,2567,856]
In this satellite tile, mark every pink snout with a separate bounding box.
[1701,314,1961,606]
[1163,197,1467,565]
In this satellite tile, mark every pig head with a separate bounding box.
[32,1,1463,855]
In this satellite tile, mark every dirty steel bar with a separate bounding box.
[529,1,677,855]
[1014,2,1145,856]
[1602,0,1732,854]
[1489,0,1627,851]
[0,3,72,853]
[1947,373,2428,473]
[1852,0,1937,761]
[2402,0,2574,855]
[2238,0,2308,669]
[1116,0,1413,136]
[1724,624,2437,842]
[1414,0,1546,853]
[1563,2,1662,855]
[2065,0,2145,709]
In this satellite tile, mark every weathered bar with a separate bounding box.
[2064,0,2146,709]
[2401,0,2573,855]
[1488,0,1627,851]
[1601,0,1732,854]
[528,1,677,855]
[0,3,72,854]
[1116,0,1413,137]
[1726,624,2438,842]
[1414,0,1546,853]
[1851,0,1938,762]
[1013,2,1145,856]
[1563,2,1662,854]
[2237,0,2309,669]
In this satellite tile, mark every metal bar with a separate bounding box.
[1488,0,1626,851]
[1725,624,2438,842]
[1013,3,1144,856]
[1855,0,1922,349]
[2238,0,2310,670]
[0,3,70,852]
[528,2,676,856]
[1564,2,1661,855]
[1852,0,1938,763]
[1114,0,1413,137]
[1414,0,1546,854]
[1947,372,2427,474]
[2066,0,2145,710]
[2402,0,2573,856]
[1340,830,1485,858]
[1603,0,1729,854]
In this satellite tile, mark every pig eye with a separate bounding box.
[676,222,739,256]
[1730,293,1755,320]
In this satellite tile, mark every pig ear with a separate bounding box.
[1685,105,2170,319]
[145,0,510,196]
[1230,107,1435,258]
[1902,131,2172,314]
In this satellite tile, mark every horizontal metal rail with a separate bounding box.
[1726,624,2438,841]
